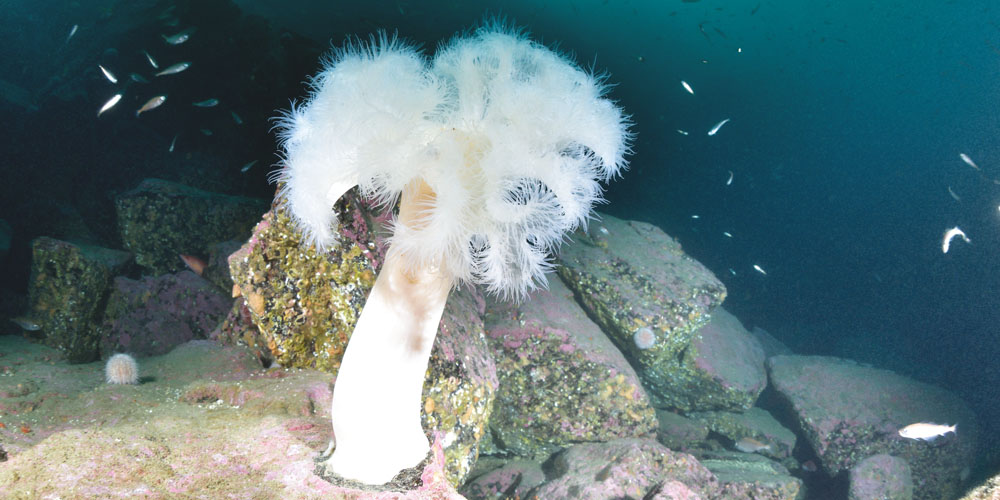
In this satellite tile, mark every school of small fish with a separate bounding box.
[84,6,256,170]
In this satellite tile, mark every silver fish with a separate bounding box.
[155,62,191,77]
[959,153,980,170]
[169,134,178,152]
[66,24,78,43]
[144,50,159,69]
[10,316,41,331]
[230,111,243,125]
[192,98,219,107]
[726,170,734,185]
[98,65,117,84]
[899,422,956,441]
[708,118,731,136]
[98,93,123,117]
[136,95,167,116]
[941,226,970,254]
[681,80,694,94]
[753,264,767,275]
[162,28,195,45]
[240,160,259,173]
[130,73,150,84]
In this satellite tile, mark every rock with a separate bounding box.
[655,409,710,451]
[482,277,657,458]
[678,307,768,411]
[527,438,720,499]
[0,338,464,499]
[960,471,1000,500]
[697,451,803,500]
[27,237,132,362]
[115,178,268,275]
[750,326,792,358]
[230,192,497,485]
[689,407,797,459]
[556,213,727,410]
[99,271,232,357]
[767,355,976,500]
[203,239,244,292]
[228,193,386,374]
[461,458,547,500]
[849,454,913,500]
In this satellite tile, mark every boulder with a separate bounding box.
[100,271,232,357]
[655,409,710,452]
[483,277,657,458]
[697,451,803,500]
[116,178,268,275]
[27,237,132,362]
[849,454,913,500]
[767,355,976,500]
[690,407,797,460]
[556,213,727,411]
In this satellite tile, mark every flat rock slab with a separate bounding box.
[697,451,803,500]
[483,277,656,458]
[0,337,464,499]
[768,355,976,500]
[556,213,726,410]
[116,178,268,275]
[28,236,133,362]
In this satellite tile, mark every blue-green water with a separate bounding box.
[1,0,999,495]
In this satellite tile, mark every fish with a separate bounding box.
[66,24,78,43]
[676,129,689,135]
[179,254,207,276]
[192,98,219,107]
[959,153,980,170]
[941,226,970,254]
[898,422,956,441]
[726,170,734,185]
[753,264,767,275]
[230,111,243,125]
[130,73,149,83]
[155,62,191,76]
[735,436,771,453]
[136,95,167,116]
[723,231,732,237]
[947,186,961,202]
[161,27,195,45]
[98,65,117,84]
[728,268,736,275]
[681,80,694,94]
[169,134,178,152]
[690,214,700,219]
[10,316,41,331]
[240,160,259,173]
[200,129,213,136]
[97,93,122,117]
[708,118,731,136]
[801,460,817,472]
[144,50,159,69]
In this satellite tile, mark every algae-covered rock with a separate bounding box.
[100,271,232,357]
[698,450,803,500]
[849,454,913,500]
[768,355,976,500]
[528,438,720,499]
[228,191,384,374]
[483,277,657,458]
[229,191,497,485]
[690,407,797,460]
[28,237,132,363]
[556,212,727,410]
[680,307,768,411]
[116,178,268,275]
[655,408,710,451]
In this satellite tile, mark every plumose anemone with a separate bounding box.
[273,22,632,485]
